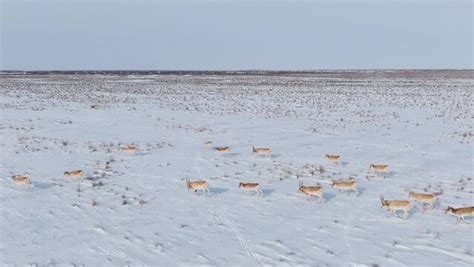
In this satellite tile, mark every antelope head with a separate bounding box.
[380,195,387,208]
[445,206,453,214]
[298,180,304,192]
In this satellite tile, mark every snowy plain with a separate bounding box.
[0,71,473,266]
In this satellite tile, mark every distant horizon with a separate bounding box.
[1,68,473,72]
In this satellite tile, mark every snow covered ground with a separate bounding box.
[0,71,473,266]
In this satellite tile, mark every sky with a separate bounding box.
[1,0,472,70]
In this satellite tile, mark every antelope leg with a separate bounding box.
[387,210,395,218]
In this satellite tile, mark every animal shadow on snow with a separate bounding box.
[434,200,443,209]
[368,171,396,179]
[223,153,240,157]
[262,189,275,197]
[135,152,152,156]
[388,209,416,220]
[357,187,367,196]
[209,187,229,195]
[340,161,349,167]
[84,176,100,181]
[323,192,337,203]
[333,187,366,196]
[414,199,441,211]
[407,209,417,219]
[31,182,55,190]
[456,217,473,224]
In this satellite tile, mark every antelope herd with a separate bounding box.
[8,143,473,223]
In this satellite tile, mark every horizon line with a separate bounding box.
[1,69,473,73]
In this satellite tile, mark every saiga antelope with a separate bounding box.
[298,181,324,203]
[370,164,390,174]
[215,146,231,153]
[409,190,442,210]
[239,182,263,196]
[186,179,209,194]
[445,206,474,222]
[11,175,31,189]
[121,145,138,155]
[380,195,411,220]
[326,154,341,164]
[252,147,271,157]
[64,170,84,180]
[204,141,213,148]
[331,178,358,196]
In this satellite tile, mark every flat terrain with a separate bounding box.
[0,71,473,266]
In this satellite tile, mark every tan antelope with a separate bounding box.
[370,164,390,174]
[445,206,474,222]
[186,179,209,194]
[204,141,213,148]
[331,178,358,196]
[121,145,138,154]
[239,182,263,195]
[215,146,231,153]
[298,181,324,203]
[326,154,341,164]
[252,146,271,157]
[11,175,31,188]
[409,190,442,210]
[64,170,84,180]
[380,195,411,220]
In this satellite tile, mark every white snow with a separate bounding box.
[0,71,473,266]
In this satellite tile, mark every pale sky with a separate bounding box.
[1,0,472,70]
